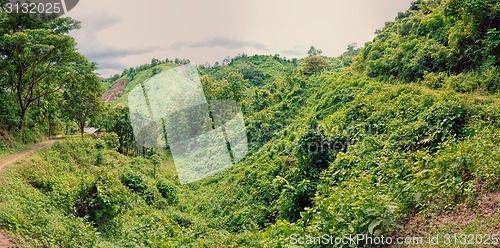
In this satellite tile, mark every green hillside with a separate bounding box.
[0,0,499,247]
[103,62,181,106]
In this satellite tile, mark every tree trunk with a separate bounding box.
[47,112,52,137]
[125,131,130,155]
[80,120,85,137]
[19,108,27,141]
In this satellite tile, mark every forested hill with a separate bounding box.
[101,53,345,107]
[0,0,499,246]
[103,0,500,97]
[354,0,499,90]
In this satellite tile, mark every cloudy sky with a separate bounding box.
[66,0,414,77]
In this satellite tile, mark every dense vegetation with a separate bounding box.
[0,11,102,145]
[354,0,499,91]
[0,0,499,247]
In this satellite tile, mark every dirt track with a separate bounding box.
[0,140,59,171]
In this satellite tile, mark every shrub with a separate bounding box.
[423,71,447,89]
[156,180,178,205]
[101,132,120,151]
[94,151,105,166]
[295,123,337,180]
[120,171,147,194]
[75,173,131,227]
[302,175,398,236]
[302,56,330,76]
[444,72,479,93]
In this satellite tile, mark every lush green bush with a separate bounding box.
[156,180,178,205]
[75,172,132,227]
[101,132,120,151]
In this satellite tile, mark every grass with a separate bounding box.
[0,144,29,161]
[0,135,261,247]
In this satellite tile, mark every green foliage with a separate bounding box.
[273,123,346,221]
[109,63,178,106]
[423,71,447,89]
[0,12,106,144]
[201,71,248,102]
[0,15,85,138]
[101,132,119,151]
[94,151,105,166]
[305,175,398,236]
[0,136,198,246]
[61,59,103,136]
[156,180,178,205]
[307,46,322,56]
[75,172,131,227]
[341,43,361,66]
[302,55,330,75]
[0,90,18,130]
[355,0,500,92]
[95,106,135,155]
[2,60,499,247]
[1,1,499,245]
[296,123,337,180]
[120,171,147,194]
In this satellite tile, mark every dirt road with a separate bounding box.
[0,139,60,171]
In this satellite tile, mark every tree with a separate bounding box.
[342,43,360,67]
[200,75,217,101]
[347,42,357,52]
[61,60,102,136]
[276,123,339,221]
[151,58,160,67]
[225,71,247,102]
[0,16,82,138]
[96,106,135,155]
[307,46,322,56]
[0,89,17,131]
[201,72,247,102]
[302,55,330,75]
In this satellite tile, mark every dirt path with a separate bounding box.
[0,139,61,171]
[0,137,62,247]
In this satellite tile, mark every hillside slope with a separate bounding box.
[103,63,180,106]
[0,0,498,246]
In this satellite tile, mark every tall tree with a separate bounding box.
[307,46,322,56]
[61,60,103,136]
[0,15,82,138]
[96,106,135,155]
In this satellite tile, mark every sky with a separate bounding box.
[66,0,414,77]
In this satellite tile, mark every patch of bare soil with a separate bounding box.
[404,191,500,236]
[102,79,130,102]
[0,232,13,248]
